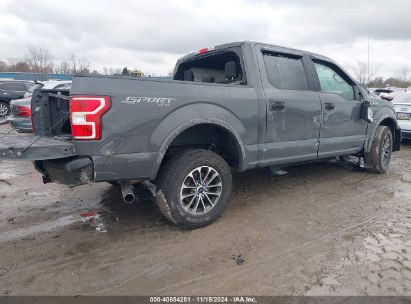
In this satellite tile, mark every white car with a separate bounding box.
[393,92,411,140]
[38,80,71,90]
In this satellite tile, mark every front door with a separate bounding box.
[312,60,368,158]
[256,46,322,166]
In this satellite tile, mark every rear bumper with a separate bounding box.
[402,130,411,140]
[35,157,94,186]
[0,134,157,184]
[34,152,157,186]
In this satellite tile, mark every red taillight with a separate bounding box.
[70,96,111,140]
[15,105,32,117]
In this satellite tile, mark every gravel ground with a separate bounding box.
[0,124,410,296]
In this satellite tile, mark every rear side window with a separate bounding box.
[0,83,13,90]
[263,52,309,90]
[2,83,26,91]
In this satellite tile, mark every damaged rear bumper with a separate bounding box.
[35,157,94,186]
[0,134,92,186]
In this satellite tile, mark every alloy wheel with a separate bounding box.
[179,166,222,215]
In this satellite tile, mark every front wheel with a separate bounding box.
[156,149,232,229]
[364,126,393,173]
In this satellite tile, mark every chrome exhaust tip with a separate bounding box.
[120,182,136,204]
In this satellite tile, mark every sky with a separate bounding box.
[0,0,410,78]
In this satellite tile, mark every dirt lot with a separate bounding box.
[0,124,410,296]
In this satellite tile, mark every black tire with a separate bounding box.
[156,149,232,229]
[0,101,10,117]
[364,126,393,173]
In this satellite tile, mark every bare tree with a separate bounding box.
[25,45,54,79]
[5,57,31,72]
[102,66,122,75]
[0,61,7,72]
[351,61,377,85]
[106,67,121,75]
[7,57,20,68]
[368,76,384,88]
[69,54,90,75]
[56,60,70,74]
[394,66,410,82]
[14,61,31,72]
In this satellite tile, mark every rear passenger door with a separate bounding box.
[255,46,322,166]
[311,59,368,157]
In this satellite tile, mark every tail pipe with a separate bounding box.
[120,182,136,204]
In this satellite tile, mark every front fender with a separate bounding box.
[149,103,247,180]
[365,106,400,152]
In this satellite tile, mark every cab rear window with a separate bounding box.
[174,48,245,85]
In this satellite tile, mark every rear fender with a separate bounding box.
[149,104,246,180]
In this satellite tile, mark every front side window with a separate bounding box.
[314,62,354,100]
[263,52,309,90]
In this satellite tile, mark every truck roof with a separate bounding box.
[178,41,334,64]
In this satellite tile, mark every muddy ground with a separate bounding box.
[0,124,410,296]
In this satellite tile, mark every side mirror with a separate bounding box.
[361,100,373,123]
[359,90,365,101]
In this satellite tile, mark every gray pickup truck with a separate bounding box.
[0,41,401,229]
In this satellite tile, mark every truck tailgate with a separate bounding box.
[0,135,75,160]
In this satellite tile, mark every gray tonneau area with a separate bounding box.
[0,135,75,160]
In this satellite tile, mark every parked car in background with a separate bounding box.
[8,97,32,132]
[7,81,71,133]
[360,85,380,99]
[392,92,411,139]
[0,81,41,117]
[40,80,71,90]
[374,87,406,101]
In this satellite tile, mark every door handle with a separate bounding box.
[324,102,335,110]
[269,101,286,111]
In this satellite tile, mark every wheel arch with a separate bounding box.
[149,118,246,180]
[365,115,401,153]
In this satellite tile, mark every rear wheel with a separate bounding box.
[0,101,9,117]
[364,126,393,173]
[156,149,232,229]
